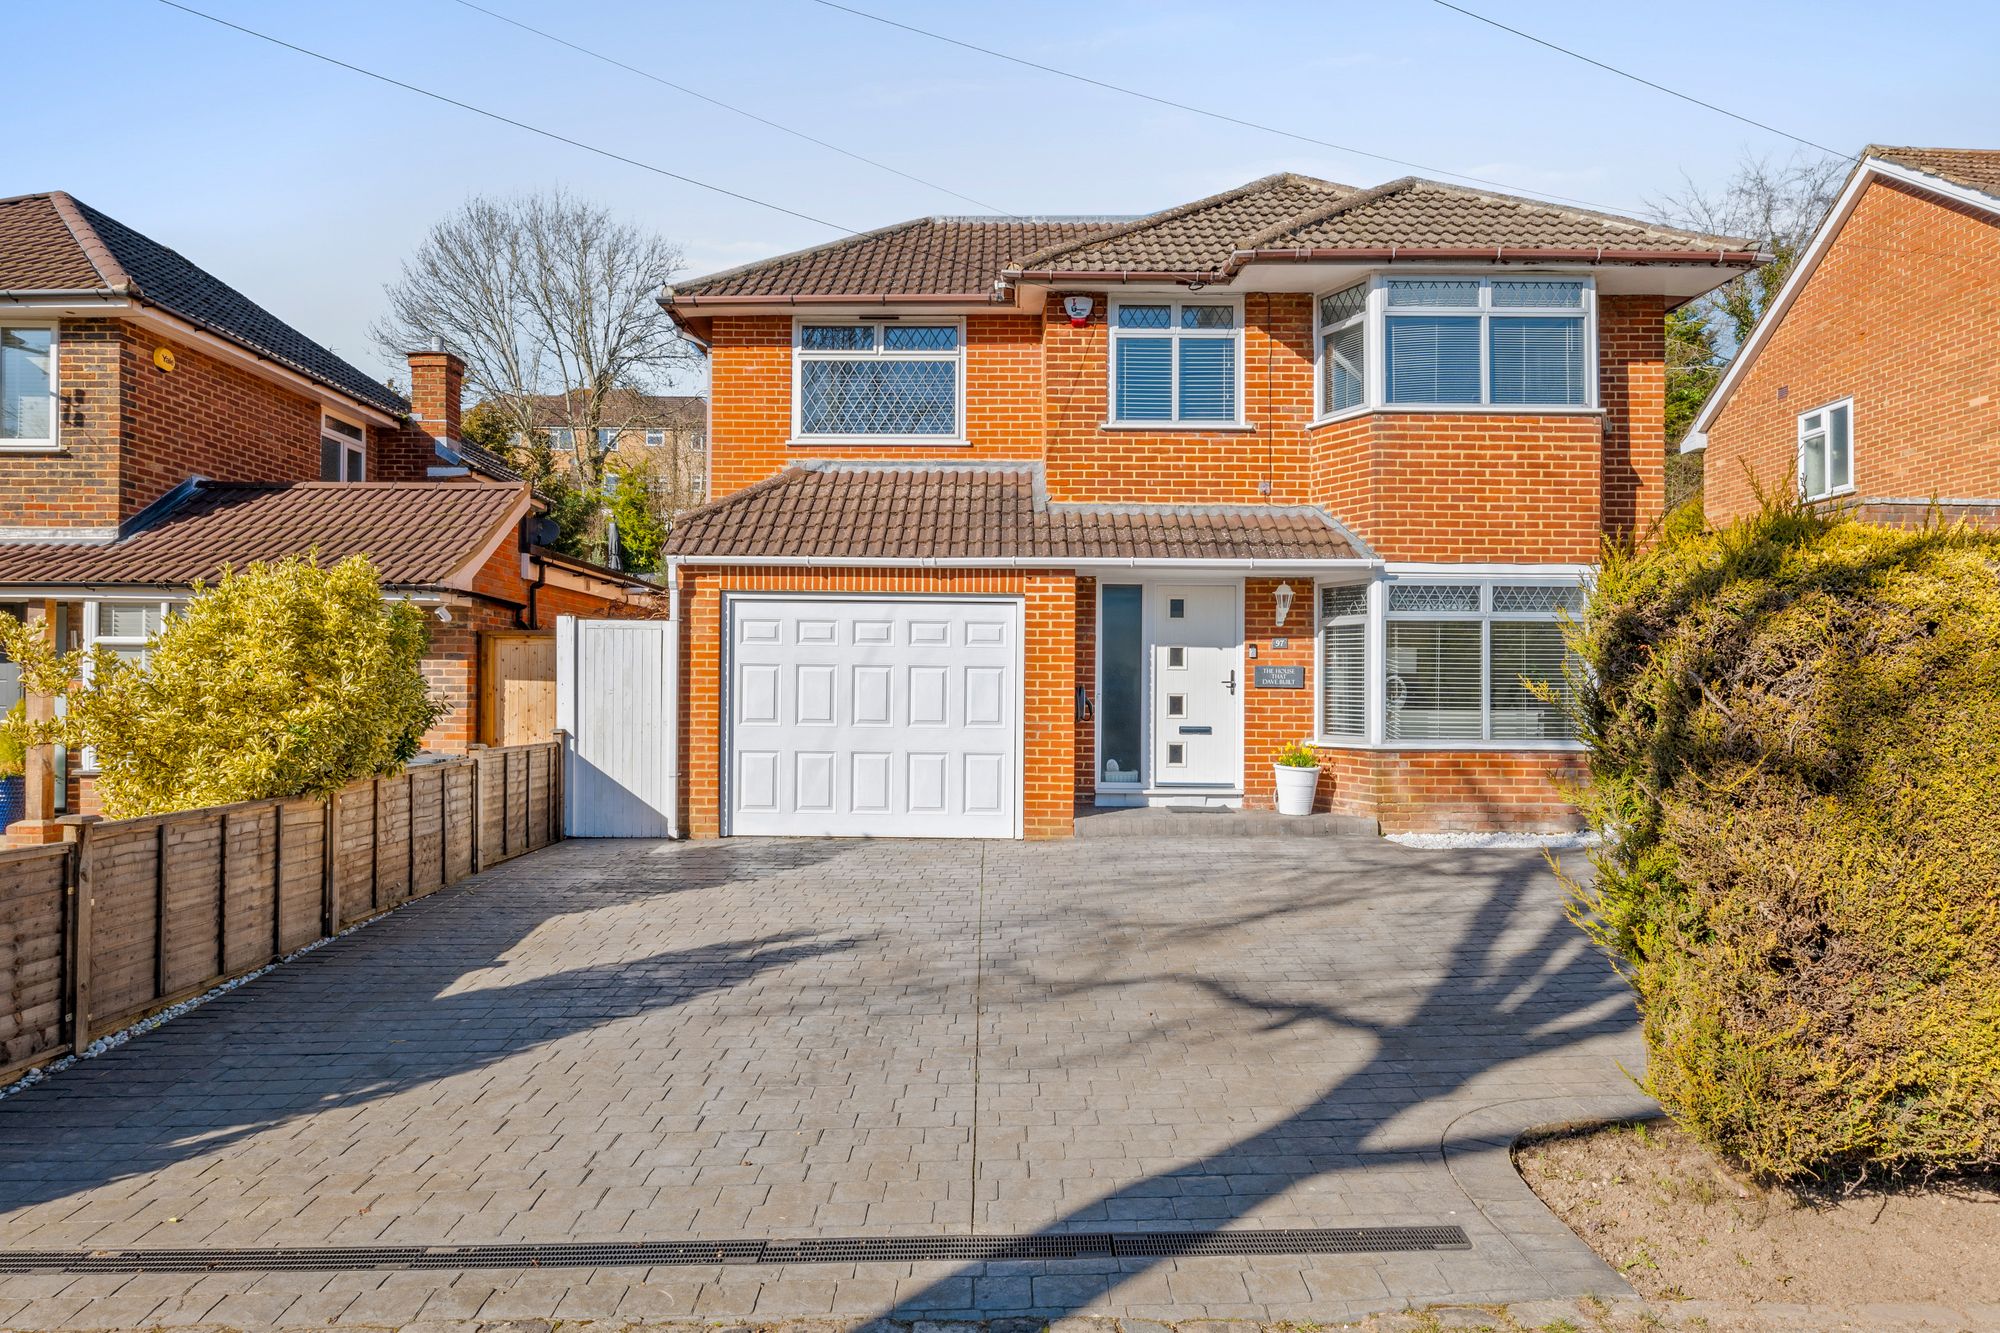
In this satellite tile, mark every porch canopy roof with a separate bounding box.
[0,479,532,593]
[664,461,1374,567]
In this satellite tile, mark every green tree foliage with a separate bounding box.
[1561,498,2000,1181]
[0,556,444,818]
[608,462,669,573]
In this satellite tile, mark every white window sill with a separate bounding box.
[1099,420,1256,433]
[0,442,64,454]
[1803,485,1856,503]
[787,437,970,448]
[1309,405,1604,427]
[1310,738,1587,753]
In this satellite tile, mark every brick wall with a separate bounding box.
[1599,294,1668,539]
[1705,177,2000,526]
[1317,747,1587,833]
[1241,578,1317,808]
[675,566,1078,839]
[0,319,123,531]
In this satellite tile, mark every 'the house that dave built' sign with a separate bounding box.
[1254,665,1307,689]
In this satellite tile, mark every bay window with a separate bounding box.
[795,320,962,439]
[1316,276,1594,417]
[1798,399,1853,500]
[1,324,57,449]
[1318,584,1368,740]
[1109,300,1240,425]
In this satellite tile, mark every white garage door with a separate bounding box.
[726,596,1023,838]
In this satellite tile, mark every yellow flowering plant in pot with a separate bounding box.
[1273,740,1320,816]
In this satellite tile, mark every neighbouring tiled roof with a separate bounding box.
[665,463,1369,562]
[668,217,1122,299]
[439,436,525,483]
[0,481,527,588]
[1250,178,1744,254]
[1011,173,1355,273]
[1870,146,2000,199]
[0,191,406,416]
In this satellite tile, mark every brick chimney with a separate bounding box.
[406,342,465,442]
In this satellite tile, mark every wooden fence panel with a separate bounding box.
[277,799,325,954]
[160,814,224,1000]
[86,822,163,1032]
[0,742,560,1079]
[0,845,69,1076]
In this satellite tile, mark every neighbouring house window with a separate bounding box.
[1109,301,1240,424]
[319,412,365,481]
[1318,284,1367,415]
[547,427,575,450]
[1798,399,1853,499]
[597,427,619,450]
[90,601,170,667]
[1097,585,1143,785]
[0,324,57,448]
[795,320,961,438]
[1318,584,1368,740]
[1384,581,1581,743]
[645,429,666,446]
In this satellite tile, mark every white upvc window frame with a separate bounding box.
[0,320,60,452]
[1105,296,1249,429]
[1797,397,1855,501]
[546,427,576,450]
[1310,571,1587,752]
[790,316,967,444]
[1311,273,1599,422]
[320,409,366,482]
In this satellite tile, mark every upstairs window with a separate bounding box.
[1,324,57,449]
[547,427,576,450]
[319,412,365,481]
[796,320,961,439]
[1318,276,1594,416]
[597,427,620,450]
[1798,399,1853,500]
[1109,300,1240,425]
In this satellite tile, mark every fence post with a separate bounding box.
[216,809,229,978]
[468,747,484,875]
[369,778,381,913]
[550,735,565,846]
[153,822,169,1004]
[321,789,337,937]
[502,749,513,861]
[438,767,449,889]
[58,815,98,1052]
[406,774,417,896]
[271,801,285,960]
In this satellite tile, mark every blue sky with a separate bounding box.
[13,0,2000,388]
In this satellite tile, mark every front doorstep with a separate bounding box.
[1094,786,1244,810]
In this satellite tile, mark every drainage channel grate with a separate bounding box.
[0,1227,1469,1274]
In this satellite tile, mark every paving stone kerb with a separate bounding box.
[0,836,1649,1324]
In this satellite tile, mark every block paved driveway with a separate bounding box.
[0,836,1651,1328]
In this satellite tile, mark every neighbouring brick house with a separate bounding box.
[658,173,1757,838]
[1690,147,2000,528]
[0,191,650,841]
[518,387,706,495]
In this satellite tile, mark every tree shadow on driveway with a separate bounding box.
[888,846,1636,1317]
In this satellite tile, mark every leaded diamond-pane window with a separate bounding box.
[1116,304,1172,329]
[1387,278,1480,307]
[1110,301,1240,425]
[1181,305,1235,330]
[1492,584,1583,614]
[1491,280,1586,309]
[1320,585,1368,620]
[796,321,961,437]
[1389,583,1481,613]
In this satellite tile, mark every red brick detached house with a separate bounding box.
[1687,148,2000,528]
[0,191,649,839]
[659,173,1756,838]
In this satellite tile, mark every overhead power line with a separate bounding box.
[153,0,860,234]
[449,0,1015,216]
[805,0,1654,217]
[1425,0,1849,161]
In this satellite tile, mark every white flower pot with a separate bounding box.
[1273,763,1320,816]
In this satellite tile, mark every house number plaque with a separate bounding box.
[1253,665,1306,689]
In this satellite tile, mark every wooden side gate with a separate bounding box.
[555,616,678,838]
[479,631,557,747]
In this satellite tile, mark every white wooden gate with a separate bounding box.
[555,616,678,837]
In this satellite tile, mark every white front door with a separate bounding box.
[1150,584,1240,787]
[726,596,1022,838]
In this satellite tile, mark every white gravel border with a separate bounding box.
[1387,830,1599,850]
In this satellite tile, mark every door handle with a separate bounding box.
[1224,670,1237,696]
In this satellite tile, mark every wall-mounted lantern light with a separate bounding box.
[1273,582,1295,626]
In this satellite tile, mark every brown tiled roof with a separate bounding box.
[0,191,405,416]
[1011,173,1354,273]
[670,217,1120,300]
[665,463,1368,562]
[1870,146,2000,199]
[0,481,528,589]
[1251,178,1743,253]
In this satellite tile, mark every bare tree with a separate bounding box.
[372,191,697,498]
